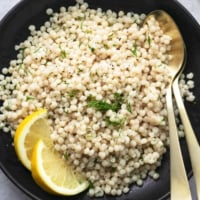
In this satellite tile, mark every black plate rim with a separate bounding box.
[0,0,199,200]
[173,0,200,32]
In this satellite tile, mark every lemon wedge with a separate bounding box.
[14,109,51,170]
[31,139,89,195]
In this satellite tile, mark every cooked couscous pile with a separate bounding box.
[0,0,195,197]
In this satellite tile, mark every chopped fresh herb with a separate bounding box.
[78,68,83,74]
[160,117,166,126]
[88,100,114,112]
[25,68,32,75]
[63,107,69,114]
[88,44,95,53]
[26,95,35,101]
[77,16,85,21]
[105,116,126,128]
[89,181,94,189]
[87,95,95,101]
[78,41,82,47]
[76,15,86,30]
[5,106,11,111]
[103,44,109,49]
[19,47,26,60]
[131,43,138,57]
[34,47,41,53]
[62,80,69,85]
[151,138,159,145]
[85,30,92,34]
[67,89,79,98]
[112,93,124,111]
[18,63,23,69]
[13,84,18,90]
[87,93,125,112]
[18,63,31,75]
[89,72,98,81]
[147,35,152,46]
[17,48,26,69]
[86,133,94,140]
[114,92,123,101]
[126,102,132,113]
[63,152,68,160]
[110,167,117,172]
[108,32,114,39]
[60,50,67,59]
[80,20,84,29]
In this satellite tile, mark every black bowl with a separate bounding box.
[0,0,200,200]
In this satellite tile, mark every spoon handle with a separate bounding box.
[166,85,192,200]
[173,77,200,200]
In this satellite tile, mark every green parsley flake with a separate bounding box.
[63,152,69,160]
[26,95,35,101]
[105,116,126,128]
[60,50,67,59]
[131,43,138,56]
[87,93,125,112]
[147,35,152,46]
[126,102,132,113]
[88,44,95,53]
[67,89,79,98]
[87,93,128,129]
[88,100,114,112]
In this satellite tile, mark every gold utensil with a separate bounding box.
[144,10,192,200]
[173,64,200,199]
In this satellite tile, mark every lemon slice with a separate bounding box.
[31,139,89,195]
[14,109,51,170]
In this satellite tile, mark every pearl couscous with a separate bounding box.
[0,0,195,197]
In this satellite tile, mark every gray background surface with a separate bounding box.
[0,0,200,199]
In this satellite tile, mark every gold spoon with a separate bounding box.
[144,10,192,200]
[173,57,200,199]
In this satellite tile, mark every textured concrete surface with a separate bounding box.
[0,0,199,199]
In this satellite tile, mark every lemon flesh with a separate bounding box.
[14,109,51,170]
[31,140,89,195]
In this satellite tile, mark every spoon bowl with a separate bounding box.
[144,10,185,77]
